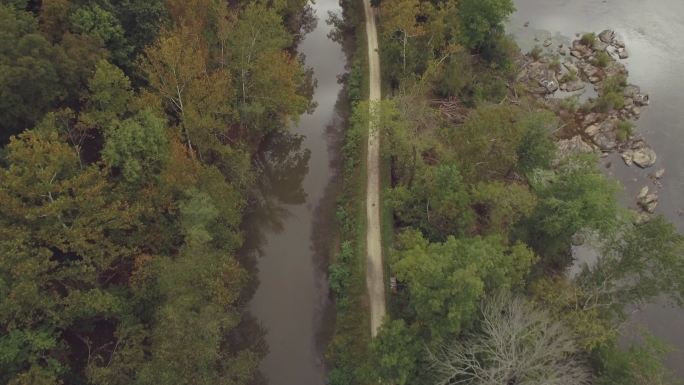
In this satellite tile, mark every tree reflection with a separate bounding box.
[238,129,310,297]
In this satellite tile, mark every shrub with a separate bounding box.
[580,100,595,114]
[581,32,596,46]
[602,74,627,94]
[473,76,508,105]
[559,96,579,112]
[482,35,520,74]
[593,51,611,68]
[595,91,625,112]
[560,69,578,83]
[549,56,561,72]
[435,52,475,98]
[530,45,543,60]
[616,120,634,141]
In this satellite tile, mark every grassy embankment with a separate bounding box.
[325,0,374,384]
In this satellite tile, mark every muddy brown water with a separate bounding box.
[509,0,684,376]
[242,0,348,384]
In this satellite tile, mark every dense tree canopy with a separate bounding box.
[373,1,684,385]
[0,0,311,383]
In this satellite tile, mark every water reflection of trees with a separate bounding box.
[238,129,310,296]
[310,80,350,359]
[235,128,311,385]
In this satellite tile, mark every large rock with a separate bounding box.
[618,48,629,59]
[623,85,641,98]
[593,41,609,51]
[563,60,579,74]
[634,93,650,106]
[623,139,657,168]
[638,190,659,213]
[599,29,615,43]
[593,131,617,151]
[582,112,604,126]
[557,135,596,159]
[621,149,635,166]
[581,63,599,77]
[565,80,586,92]
[538,78,559,93]
[604,62,627,78]
[632,147,657,168]
[585,124,601,137]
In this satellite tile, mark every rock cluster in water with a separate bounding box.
[519,29,663,217]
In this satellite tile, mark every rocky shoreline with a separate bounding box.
[518,29,662,218]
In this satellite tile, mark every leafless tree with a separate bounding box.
[428,294,591,385]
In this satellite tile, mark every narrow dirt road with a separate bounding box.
[362,0,386,337]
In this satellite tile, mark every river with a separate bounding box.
[242,0,347,384]
[508,0,684,376]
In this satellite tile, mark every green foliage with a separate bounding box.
[102,110,170,184]
[445,105,556,181]
[444,104,521,180]
[371,320,422,385]
[392,230,536,341]
[593,51,611,67]
[471,182,537,236]
[526,155,619,263]
[69,3,131,66]
[580,216,684,310]
[595,91,625,112]
[616,120,634,141]
[137,188,250,385]
[581,32,596,46]
[223,2,308,135]
[435,57,511,105]
[560,69,579,83]
[435,52,475,99]
[549,56,562,72]
[112,0,169,57]
[327,36,374,382]
[482,34,519,72]
[0,128,141,384]
[0,5,64,141]
[515,111,557,174]
[0,1,309,383]
[603,74,628,94]
[594,75,627,112]
[595,333,678,385]
[85,59,134,124]
[458,0,515,51]
[389,164,475,240]
[559,95,580,112]
[329,241,354,299]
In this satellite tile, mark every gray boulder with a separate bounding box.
[632,147,657,168]
[599,29,615,43]
[557,135,596,159]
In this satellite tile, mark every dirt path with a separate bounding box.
[362,0,386,337]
